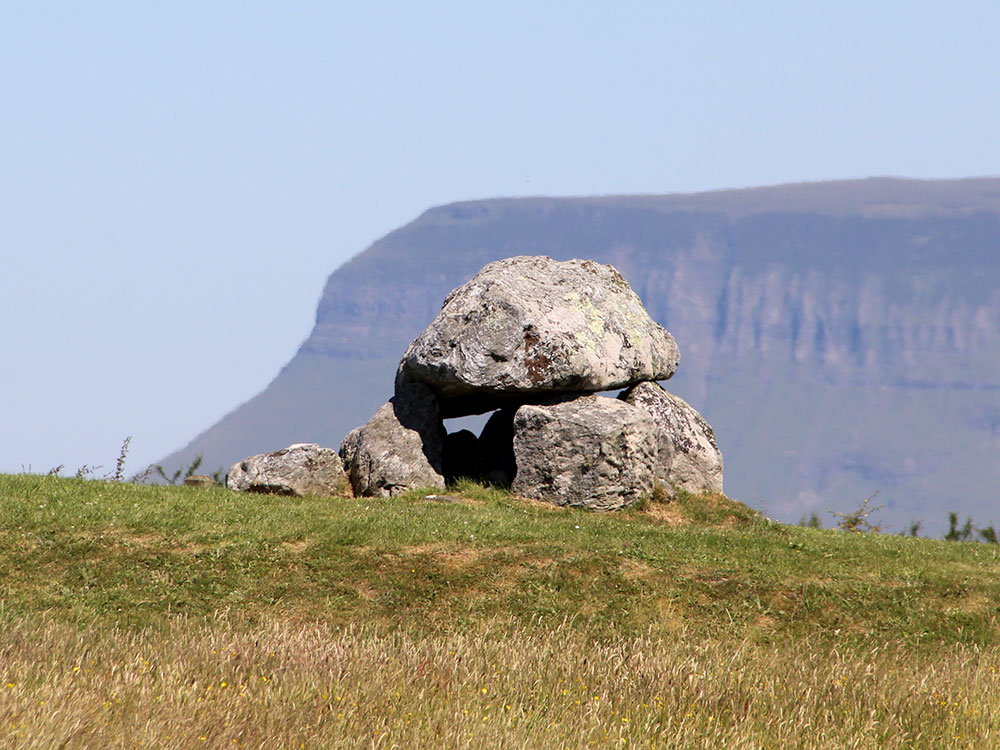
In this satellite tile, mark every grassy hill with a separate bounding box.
[2,474,999,747]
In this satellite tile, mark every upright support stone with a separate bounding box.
[339,376,446,497]
[619,381,723,494]
[511,395,658,510]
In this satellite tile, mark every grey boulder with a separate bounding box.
[184,474,217,488]
[226,443,348,497]
[339,377,446,497]
[399,256,680,417]
[619,381,723,494]
[510,395,658,510]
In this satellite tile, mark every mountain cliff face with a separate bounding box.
[160,178,1000,531]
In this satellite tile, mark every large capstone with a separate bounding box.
[339,377,446,497]
[399,256,680,417]
[510,395,658,510]
[226,443,349,497]
[619,381,723,494]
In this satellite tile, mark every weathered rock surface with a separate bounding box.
[400,256,680,417]
[620,381,723,494]
[339,377,446,496]
[510,395,658,510]
[226,443,348,497]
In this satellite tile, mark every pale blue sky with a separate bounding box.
[2,1,998,475]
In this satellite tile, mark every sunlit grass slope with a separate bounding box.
[2,474,1000,748]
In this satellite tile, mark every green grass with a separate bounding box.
[2,474,1000,747]
[3,474,999,645]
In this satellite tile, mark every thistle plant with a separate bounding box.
[830,492,883,533]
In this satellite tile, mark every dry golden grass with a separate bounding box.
[5,475,1000,747]
[2,616,1000,749]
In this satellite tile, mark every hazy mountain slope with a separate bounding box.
[159,178,1000,532]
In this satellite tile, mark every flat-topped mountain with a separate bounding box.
[158,178,1000,531]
